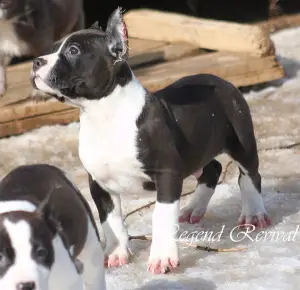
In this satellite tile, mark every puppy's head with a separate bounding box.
[0,0,26,20]
[0,188,82,290]
[0,209,57,290]
[30,7,131,105]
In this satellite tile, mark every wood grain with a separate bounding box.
[124,9,275,57]
[136,52,285,92]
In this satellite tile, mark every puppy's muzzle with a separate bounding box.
[32,57,47,72]
[31,57,47,89]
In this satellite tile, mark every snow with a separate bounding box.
[2,26,300,289]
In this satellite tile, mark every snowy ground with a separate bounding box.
[2,27,300,290]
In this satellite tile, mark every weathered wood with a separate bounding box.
[0,98,71,123]
[0,106,79,137]
[0,38,199,108]
[129,41,201,67]
[0,51,284,138]
[124,9,275,57]
[136,51,285,92]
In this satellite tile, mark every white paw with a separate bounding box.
[148,240,179,274]
[179,205,206,224]
[238,195,271,228]
[238,174,271,228]
[238,209,271,228]
[179,184,214,224]
[104,245,129,267]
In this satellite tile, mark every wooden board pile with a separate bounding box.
[0,9,286,138]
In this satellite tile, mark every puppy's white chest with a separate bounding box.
[79,129,147,194]
[78,81,149,194]
[0,20,30,56]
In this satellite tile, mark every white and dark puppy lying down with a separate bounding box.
[31,8,272,274]
[0,164,106,290]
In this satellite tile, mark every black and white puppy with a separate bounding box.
[0,0,84,96]
[30,8,271,274]
[0,164,106,290]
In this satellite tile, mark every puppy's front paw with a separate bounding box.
[148,240,179,274]
[104,245,129,268]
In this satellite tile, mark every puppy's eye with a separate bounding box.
[68,45,80,55]
[35,246,48,260]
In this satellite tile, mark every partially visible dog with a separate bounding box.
[30,8,271,274]
[0,0,84,96]
[0,164,106,290]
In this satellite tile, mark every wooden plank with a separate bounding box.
[129,41,201,67]
[124,9,275,57]
[0,107,79,137]
[136,52,285,92]
[0,98,71,123]
[0,38,199,108]
[0,51,285,138]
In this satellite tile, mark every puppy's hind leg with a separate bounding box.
[78,218,106,290]
[227,137,271,228]
[179,159,222,224]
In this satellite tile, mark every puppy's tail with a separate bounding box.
[222,85,258,156]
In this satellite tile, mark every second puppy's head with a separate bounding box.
[0,210,55,290]
[30,7,131,105]
[0,200,81,290]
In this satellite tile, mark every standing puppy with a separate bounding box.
[0,0,84,96]
[0,164,106,290]
[30,8,271,274]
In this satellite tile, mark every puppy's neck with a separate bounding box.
[79,71,147,117]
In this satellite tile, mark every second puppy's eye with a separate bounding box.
[68,45,80,55]
[36,246,48,259]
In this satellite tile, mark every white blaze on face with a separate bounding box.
[0,201,37,214]
[33,35,71,96]
[0,219,50,290]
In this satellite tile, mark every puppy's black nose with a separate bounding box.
[16,281,36,290]
[33,57,47,71]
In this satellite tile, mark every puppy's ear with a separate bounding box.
[106,7,129,60]
[36,188,53,216]
[36,184,61,233]
[89,21,103,31]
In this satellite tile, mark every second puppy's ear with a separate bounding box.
[35,184,61,234]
